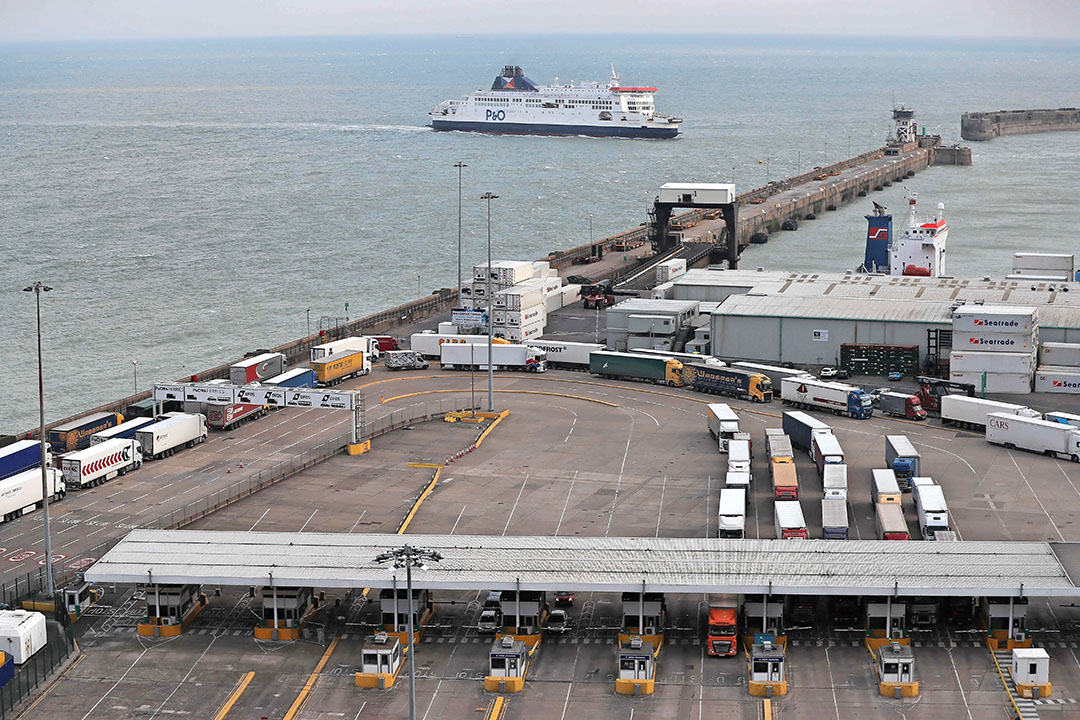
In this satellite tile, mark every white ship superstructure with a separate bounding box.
[430,65,681,139]
[889,193,948,277]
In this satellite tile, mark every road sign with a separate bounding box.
[183,385,233,404]
[284,390,354,410]
[236,386,286,406]
[154,383,357,411]
[451,308,486,329]
[153,384,187,401]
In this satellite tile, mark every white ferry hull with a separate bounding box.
[431,118,678,139]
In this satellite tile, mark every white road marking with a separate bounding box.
[910,440,976,474]
[502,475,529,535]
[298,509,319,533]
[79,647,150,720]
[559,683,573,720]
[824,647,841,720]
[605,418,635,537]
[655,474,667,537]
[1008,449,1065,541]
[248,508,271,532]
[147,637,219,720]
[450,505,467,535]
[554,471,578,537]
[349,511,367,533]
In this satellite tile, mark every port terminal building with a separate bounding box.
[657,270,1080,366]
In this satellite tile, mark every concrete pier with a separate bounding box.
[962,108,1080,141]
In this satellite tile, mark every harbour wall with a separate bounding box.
[961,108,1080,141]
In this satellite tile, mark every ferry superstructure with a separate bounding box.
[430,65,681,139]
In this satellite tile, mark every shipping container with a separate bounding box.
[61,438,142,488]
[717,489,746,538]
[589,351,683,386]
[774,501,808,539]
[949,350,1036,374]
[1039,342,1080,368]
[914,484,950,539]
[1034,366,1080,394]
[771,461,798,500]
[310,337,377,363]
[525,340,603,369]
[440,343,546,372]
[0,467,63,524]
[493,305,546,327]
[0,440,47,482]
[90,416,156,445]
[1013,252,1074,273]
[822,464,847,500]
[474,260,534,286]
[951,305,1038,334]
[706,403,740,452]
[780,376,874,419]
[781,411,833,453]
[263,368,317,388]
[940,395,1040,430]
[48,412,124,453]
[732,361,813,388]
[875,502,910,540]
[206,403,267,431]
[955,332,1037,354]
[135,413,208,460]
[656,258,687,284]
[230,352,286,385]
[493,279,545,311]
[492,319,545,343]
[0,611,47,664]
[871,469,901,504]
[949,371,1033,395]
[821,498,849,539]
[986,413,1080,462]
[813,433,844,476]
[311,350,370,386]
[885,435,921,489]
[561,284,581,305]
[684,364,773,403]
[658,183,735,205]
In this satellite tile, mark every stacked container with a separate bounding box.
[949,305,1038,394]
[1035,341,1080,394]
[1010,252,1075,282]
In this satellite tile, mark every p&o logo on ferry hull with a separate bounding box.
[485,110,506,121]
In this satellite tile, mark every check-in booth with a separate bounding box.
[1010,647,1051,699]
[876,642,918,697]
[256,586,315,640]
[615,636,656,696]
[981,597,1031,649]
[747,640,787,697]
[379,587,433,643]
[865,599,908,650]
[138,583,207,637]
[742,595,786,646]
[499,590,547,644]
[63,582,99,623]
[355,632,404,689]
[619,592,666,643]
[485,636,530,693]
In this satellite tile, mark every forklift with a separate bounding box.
[914,376,975,412]
[583,279,616,310]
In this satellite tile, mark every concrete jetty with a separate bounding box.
[962,107,1080,141]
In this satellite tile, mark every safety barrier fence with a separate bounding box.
[1,398,474,608]
[0,623,77,719]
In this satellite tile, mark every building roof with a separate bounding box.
[609,298,700,314]
[84,530,1080,597]
[715,293,954,324]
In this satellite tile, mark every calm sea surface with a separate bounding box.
[1,35,1078,431]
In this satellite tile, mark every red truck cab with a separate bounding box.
[706,594,739,656]
[371,336,400,353]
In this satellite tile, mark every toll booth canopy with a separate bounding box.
[361,632,402,676]
[618,637,656,681]
[500,590,547,634]
[261,586,313,627]
[147,584,201,624]
[621,592,666,635]
[379,588,430,632]
[489,636,527,679]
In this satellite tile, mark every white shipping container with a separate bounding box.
[658,183,735,205]
[656,258,688,284]
[1040,342,1080,368]
[949,350,1036,374]
[627,314,677,335]
[940,395,1040,427]
[986,412,1080,461]
[532,261,551,279]
[561,284,581,304]
[1035,366,1080,394]
[541,277,563,295]
[955,332,1037,353]
[61,438,142,489]
[0,610,47,664]
[651,281,675,300]
[544,292,563,314]
[135,413,208,459]
[1006,273,1070,282]
[494,280,545,311]
[493,305,545,327]
[437,322,456,334]
[494,320,545,343]
[474,260,534,285]
[1013,252,1074,273]
[951,305,1038,334]
[949,371,1033,394]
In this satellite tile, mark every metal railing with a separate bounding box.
[2,398,475,604]
[0,622,77,719]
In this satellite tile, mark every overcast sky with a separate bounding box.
[1,0,1078,42]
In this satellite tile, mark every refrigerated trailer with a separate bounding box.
[986,413,1080,462]
[61,438,142,488]
[781,377,873,419]
[914,483,950,539]
[230,353,286,385]
[91,416,156,445]
[706,404,740,452]
[940,395,1040,431]
[440,343,546,372]
[526,340,603,369]
[717,489,746,538]
[774,501,807,539]
[822,464,848,500]
[135,413,208,460]
[0,467,64,524]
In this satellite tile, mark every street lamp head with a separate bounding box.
[480,192,499,200]
[454,161,467,169]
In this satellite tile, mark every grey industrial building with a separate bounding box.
[662,270,1080,366]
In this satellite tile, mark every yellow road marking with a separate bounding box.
[283,637,339,720]
[485,696,506,720]
[398,466,442,535]
[380,388,618,407]
[211,671,255,720]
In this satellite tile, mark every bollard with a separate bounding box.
[894,686,901,699]
[765,685,772,698]
[499,680,506,693]
[1033,686,1041,700]
[635,683,642,696]
[378,676,386,690]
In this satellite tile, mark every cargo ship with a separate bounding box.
[860,194,948,277]
[430,65,681,139]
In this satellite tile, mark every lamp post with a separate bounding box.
[589,213,594,246]
[23,281,54,598]
[480,192,498,412]
[132,360,138,395]
[454,162,467,306]
[375,545,443,720]
[306,308,311,338]
[417,274,422,297]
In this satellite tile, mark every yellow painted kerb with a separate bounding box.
[211,671,255,720]
[283,637,340,720]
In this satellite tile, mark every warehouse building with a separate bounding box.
[680,270,1080,367]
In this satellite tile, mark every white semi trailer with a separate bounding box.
[61,438,143,489]
[0,467,64,524]
[940,395,1040,431]
[986,413,1080,463]
[135,413,208,460]
[439,343,546,372]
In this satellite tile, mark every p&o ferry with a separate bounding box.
[430,65,681,139]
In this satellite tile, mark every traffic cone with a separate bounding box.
[226,467,231,474]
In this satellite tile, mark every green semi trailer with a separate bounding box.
[589,351,684,386]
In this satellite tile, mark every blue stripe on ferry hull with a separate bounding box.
[431,119,679,139]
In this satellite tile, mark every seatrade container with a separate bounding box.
[1034,366,1080,394]
[48,412,123,453]
[955,332,1037,353]
[949,371,1033,395]
[949,350,1035,374]
[951,305,1037,334]
[1039,342,1080,368]
[0,440,45,482]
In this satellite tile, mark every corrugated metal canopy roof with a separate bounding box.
[83,530,1080,597]
[715,294,954,323]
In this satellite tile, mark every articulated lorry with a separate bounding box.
[49,412,124,453]
[526,340,603,369]
[774,501,808,539]
[230,352,286,385]
[589,351,682,386]
[781,411,832,454]
[812,433,844,476]
[780,377,873,419]
[311,349,371,386]
[986,413,1080,463]
[940,395,1040,431]
[91,417,155,445]
[766,433,793,464]
[914,483,950,539]
[441,343,546,372]
[706,404,741,452]
[206,403,267,431]
[770,461,798,500]
[682,365,773,403]
[885,435,921,490]
[0,440,47,482]
[877,392,927,420]
[263,368,317,387]
[717,489,746,538]
[61,438,142,489]
[311,336,380,362]
[136,413,208,460]
[821,498,849,539]
[706,593,740,657]
[0,467,64,524]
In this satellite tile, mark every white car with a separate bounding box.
[820,367,838,378]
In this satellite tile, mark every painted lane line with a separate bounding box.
[79,647,150,720]
[655,474,667,537]
[249,508,271,532]
[298,509,319,533]
[910,440,976,475]
[349,511,367,533]
[1008,449,1065,542]
[502,476,529,535]
[605,415,635,537]
[554,470,578,537]
[450,505,467,535]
